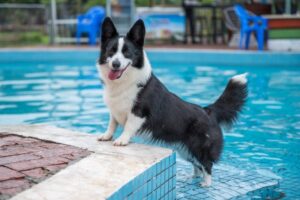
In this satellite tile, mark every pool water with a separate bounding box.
[0,50,299,199]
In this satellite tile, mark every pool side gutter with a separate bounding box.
[0,48,299,68]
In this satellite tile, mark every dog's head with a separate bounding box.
[99,17,145,81]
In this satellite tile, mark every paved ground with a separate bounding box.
[0,133,91,200]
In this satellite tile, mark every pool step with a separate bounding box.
[176,159,281,200]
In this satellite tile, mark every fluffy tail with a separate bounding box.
[205,73,248,126]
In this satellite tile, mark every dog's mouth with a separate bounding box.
[108,64,129,80]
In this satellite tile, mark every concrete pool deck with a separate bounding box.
[0,125,281,200]
[0,125,176,200]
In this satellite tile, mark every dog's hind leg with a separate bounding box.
[193,165,203,178]
[113,113,145,146]
[200,162,212,187]
[187,156,203,178]
[98,114,117,141]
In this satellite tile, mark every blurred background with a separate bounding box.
[0,0,299,50]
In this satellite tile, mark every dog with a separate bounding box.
[97,17,247,187]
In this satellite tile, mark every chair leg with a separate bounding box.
[76,31,81,45]
[245,32,251,49]
[89,32,96,46]
[239,30,244,49]
[257,28,264,50]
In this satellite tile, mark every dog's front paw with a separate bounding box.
[113,136,129,146]
[200,181,211,187]
[200,175,212,187]
[97,133,113,141]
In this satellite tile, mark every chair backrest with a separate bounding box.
[234,4,249,19]
[84,6,105,25]
[223,7,240,32]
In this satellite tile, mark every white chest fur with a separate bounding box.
[103,84,140,125]
[97,51,152,126]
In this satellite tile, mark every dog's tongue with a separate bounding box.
[108,70,122,80]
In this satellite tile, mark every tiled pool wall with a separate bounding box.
[108,152,176,200]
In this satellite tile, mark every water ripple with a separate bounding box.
[0,62,299,198]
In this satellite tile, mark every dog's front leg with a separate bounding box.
[113,113,145,146]
[98,114,118,141]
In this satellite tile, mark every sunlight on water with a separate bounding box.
[0,59,299,198]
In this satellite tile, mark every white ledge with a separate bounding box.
[0,124,173,200]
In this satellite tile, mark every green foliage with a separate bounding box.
[0,0,105,6]
[83,0,105,12]
[0,0,40,3]
[135,0,149,7]
[0,31,48,47]
[135,0,182,6]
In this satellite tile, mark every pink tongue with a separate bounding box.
[108,70,122,80]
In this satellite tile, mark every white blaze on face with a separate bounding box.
[109,37,131,70]
[106,37,132,80]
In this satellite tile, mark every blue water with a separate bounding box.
[0,50,299,199]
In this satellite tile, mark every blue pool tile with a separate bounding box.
[127,194,134,200]
[162,159,166,171]
[176,160,280,200]
[152,177,157,190]
[147,180,152,194]
[166,156,170,167]
[142,182,148,195]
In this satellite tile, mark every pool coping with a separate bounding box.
[1,48,299,69]
[0,124,174,200]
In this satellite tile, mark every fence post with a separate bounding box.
[50,0,57,45]
[130,0,135,26]
[106,0,111,17]
[285,0,291,14]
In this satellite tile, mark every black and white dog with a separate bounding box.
[97,17,247,187]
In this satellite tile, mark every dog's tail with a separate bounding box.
[205,73,248,127]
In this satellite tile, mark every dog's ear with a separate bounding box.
[126,19,145,47]
[101,17,118,44]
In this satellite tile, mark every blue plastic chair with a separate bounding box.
[234,5,268,50]
[76,6,105,45]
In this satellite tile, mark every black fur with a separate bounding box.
[205,79,248,126]
[122,38,144,69]
[101,17,118,45]
[100,17,248,180]
[126,19,146,47]
[132,74,247,176]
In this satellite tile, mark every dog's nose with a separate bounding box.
[112,60,121,69]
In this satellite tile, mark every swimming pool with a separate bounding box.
[0,49,300,199]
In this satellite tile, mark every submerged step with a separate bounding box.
[176,159,281,200]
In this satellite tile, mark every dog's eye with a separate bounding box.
[123,50,131,57]
[123,47,131,57]
[112,46,117,52]
[107,49,116,57]
[107,47,117,56]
